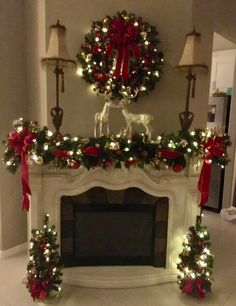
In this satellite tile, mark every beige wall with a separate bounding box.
[44,0,195,136]
[0,0,28,250]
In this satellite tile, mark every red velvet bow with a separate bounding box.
[198,137,226,206]
[53,149,70,158]
[83,146,101,157]
[29,278,49,301]
[182,278,205,299]
[8,127,36,210]
[106,17,140,80]
[158,148,183,160]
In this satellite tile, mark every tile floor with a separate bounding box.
[0,211,236,306]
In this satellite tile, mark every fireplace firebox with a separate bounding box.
[61,187,169,267]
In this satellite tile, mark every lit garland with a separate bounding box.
[177,215,213,299]
[2,118,230,210]
[77,10,164,101]
[2,118,230,174]
[26,214,63,301]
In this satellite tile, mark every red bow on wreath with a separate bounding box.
[8,127,36,210]
[198,136,226,206]
[106,17,140,81]
[182,278,205,299]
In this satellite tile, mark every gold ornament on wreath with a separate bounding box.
[77,10,164,101]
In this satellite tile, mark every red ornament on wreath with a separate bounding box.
[77,10,164,101]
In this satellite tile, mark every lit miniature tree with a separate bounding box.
[177,214,213,299]
[26,214,63,301]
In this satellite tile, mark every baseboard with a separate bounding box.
[0,242,27,259]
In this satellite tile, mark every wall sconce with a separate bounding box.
[42,20,76,134]
[177,28,208,130]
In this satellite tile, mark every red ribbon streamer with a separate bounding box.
[198,137,226,207]
[8,127,36,211]
[182,278,205,299]
[106,17,140,81]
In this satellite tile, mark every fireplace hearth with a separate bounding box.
[28,164,200,287]
[60,188,169,267]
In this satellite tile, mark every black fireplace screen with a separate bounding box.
[74,203,155,265]
[61,187,168,267]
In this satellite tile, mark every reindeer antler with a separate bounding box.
[120,86,139,100]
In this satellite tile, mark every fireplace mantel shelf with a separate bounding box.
[28,162,200,288]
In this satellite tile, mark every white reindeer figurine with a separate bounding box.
[120,89,154,139]
[94,91,117,137]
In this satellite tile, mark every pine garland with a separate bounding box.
[2,118,230,174]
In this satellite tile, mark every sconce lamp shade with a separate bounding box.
[177,28,208,72]
[41,20,76,72]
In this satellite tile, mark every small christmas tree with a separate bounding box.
[177,214,213,299]
[26,214,63,301]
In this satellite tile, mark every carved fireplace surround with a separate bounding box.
[28,162,200,288]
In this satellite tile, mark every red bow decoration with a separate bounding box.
[28,278,49,301]
[106,17,140,81]
[8,127,36,210]
[182,278,205,299]
[83,146,101,157]
[198,137,226,206]
[53,149,70,158]
[158,148,184,160]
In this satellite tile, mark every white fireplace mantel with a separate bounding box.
[28,162,200,288]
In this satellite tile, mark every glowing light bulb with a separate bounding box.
[191,273,196,279]
[76,67,83,76]
[17,126,23,132]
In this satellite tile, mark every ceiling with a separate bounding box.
[213,32,236,51]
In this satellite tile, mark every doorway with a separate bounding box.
[205,32,236,212]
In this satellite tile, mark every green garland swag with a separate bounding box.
[3,118,230,174]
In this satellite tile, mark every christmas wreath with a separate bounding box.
[77,10,164,101]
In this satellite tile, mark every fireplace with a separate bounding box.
[28,164,200,287]
[60,188,169,267]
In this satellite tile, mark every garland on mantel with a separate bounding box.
[2,118,230,210]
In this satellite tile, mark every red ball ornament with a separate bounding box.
[40,243,47,250]
[172,164,183,173]
[91,44,101,55]
[71,160,80,169]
